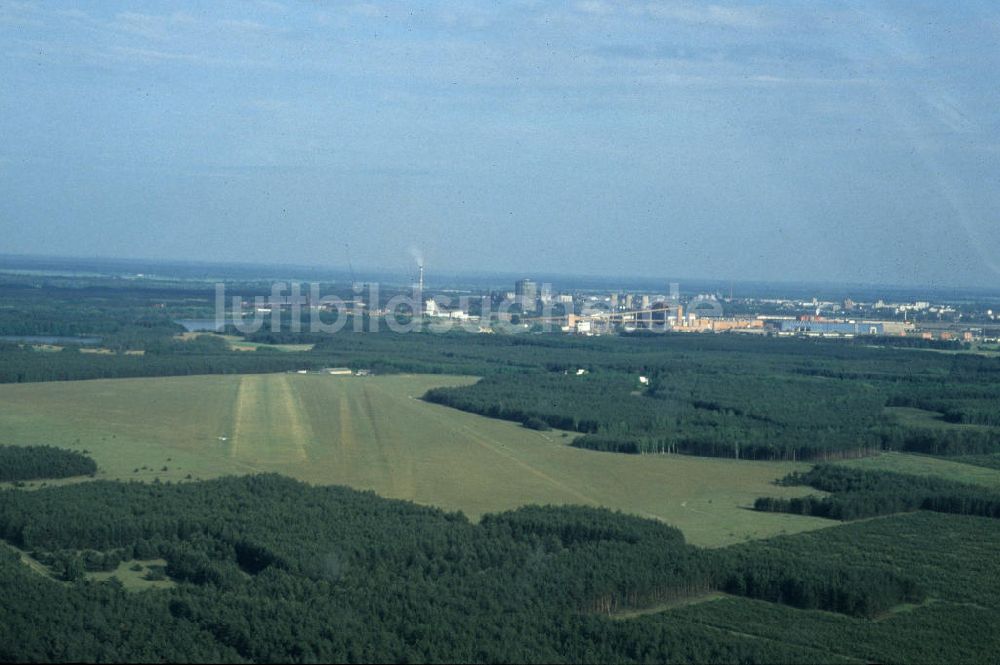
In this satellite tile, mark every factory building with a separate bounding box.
[772,320,884,336]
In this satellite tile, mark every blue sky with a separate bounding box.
[1,1,998,287]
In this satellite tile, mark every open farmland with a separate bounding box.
[0,373,831,546]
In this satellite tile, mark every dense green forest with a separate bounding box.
[663,512,1000,664]
[0,278,205,350]
[422,334,1000,461]
[0,445,97,482]
[3,475,990,663]
[753,464,1000,520]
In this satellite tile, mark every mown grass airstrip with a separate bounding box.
[0,373,834,547]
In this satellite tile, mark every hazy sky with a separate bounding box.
[1,1,999,286]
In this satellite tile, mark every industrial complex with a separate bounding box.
[417,277,989,342]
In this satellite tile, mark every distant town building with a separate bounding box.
[515,279,538,311]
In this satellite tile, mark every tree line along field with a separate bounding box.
[0,445,96,482]
[0,373,830,547]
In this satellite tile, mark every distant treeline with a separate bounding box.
[860,335,967,350]
[570,425,1000,459]
[0,281,191,351]
[878,426,1000,456]
[754,464,1000,521]
[0,445,96,482]
[0,343,322,384]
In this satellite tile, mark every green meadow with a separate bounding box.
[885,406,994,431]
[834,450,1000,488]
[0,373,831,547]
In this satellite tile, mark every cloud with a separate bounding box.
[745,74,871,86]
[218,19,270,34]
[0,1,44,28]
[591,41,847,66]
[575,1,614,15]
[349,3,386,19]
[53,8,89,20]
[922,92,978,135]
[644,2,772,29]
[111,11,197,41]
[108,10,281,46]
[568,1,775,29]
[252,0,288,12]
[247,98,293,112]
[437,5,498,30]
[108,45,204,64]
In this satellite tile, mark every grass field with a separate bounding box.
[885,406,992,431]
[834,451,1000,488]
[0,373,832,547]
[1,541,175,591]
[85,559,176,591]
[176,332,314,352]
[219,334,314,352]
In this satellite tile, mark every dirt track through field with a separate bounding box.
[280,375,312,463]
[337,389,354,457]
[229,375,255,460]
[230,374,311,464]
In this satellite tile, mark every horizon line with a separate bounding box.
[0,251,997,295]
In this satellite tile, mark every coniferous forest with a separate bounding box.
[2,474,998,663]
[754,464,1000,520]
[0,445,97,482]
